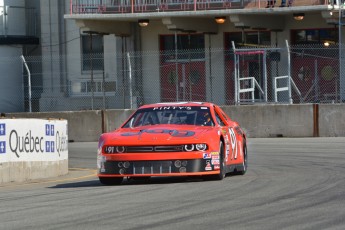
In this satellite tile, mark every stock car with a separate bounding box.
[97,102,247,185]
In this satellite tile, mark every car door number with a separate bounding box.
[229,127,238,159]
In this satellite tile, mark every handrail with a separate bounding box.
[274,75,302,103]
[238,77,264,103]
[69,0,329,14]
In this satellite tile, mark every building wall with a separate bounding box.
[0,0,26,112]
[56,4,345,110]
[0,46,24,112]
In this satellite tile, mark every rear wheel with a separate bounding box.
[99,177,123,185]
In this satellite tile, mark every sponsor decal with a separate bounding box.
[45,124,54,136]
[211,159,220,165]
[203,153,211,159]
[6,123,67,158]
[214,165,220,170]
[0,120,68,163]
[122,129,195,137]
[0,123,6,154]
[0,123,6,136]
[229,127,238,160]
[0,141,5,154]
[45,141,55,153]
[9,130,45,158]
[55,130,68,157]
[205,160,212,171]
[153,106,192,111]
[45,124,55,153]
[211,155,219,160]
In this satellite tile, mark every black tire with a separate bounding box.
[99,177,123,185]
[237,144,248,175]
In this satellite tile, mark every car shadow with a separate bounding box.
[49,175,234,189]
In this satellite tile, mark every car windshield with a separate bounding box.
[122,106,214,128]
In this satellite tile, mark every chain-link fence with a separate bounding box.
[20,44,344,112]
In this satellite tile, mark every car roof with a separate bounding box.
[138,102,215,109]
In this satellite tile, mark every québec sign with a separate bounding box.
[0,119,68,163]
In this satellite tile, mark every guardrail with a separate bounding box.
[69,0,329,14]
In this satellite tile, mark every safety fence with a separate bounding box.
[19,44,344,112]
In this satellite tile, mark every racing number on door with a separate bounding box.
[229,128,238,159]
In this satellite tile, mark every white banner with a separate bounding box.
[0,119,68,163]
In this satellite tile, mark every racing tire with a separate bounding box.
[99,177,123,185]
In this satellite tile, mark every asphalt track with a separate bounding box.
[1,138,345,230]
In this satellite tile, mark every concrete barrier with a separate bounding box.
[0,118,68,184]
[5,104,345,141]
[103,109,136,133]
[223,104,314,138]
[319,104,345,137]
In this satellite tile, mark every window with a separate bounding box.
[81,34,104,71]
[224,31,271,48]
[291,28,337,44]
[160,34,205,62]
[70,80,116,96]
[224,31,271,60]
[215,112,226,126]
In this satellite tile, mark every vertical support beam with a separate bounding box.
[339,5,345,102]
[101,109,106,133]
[263,51,268,102]
[286,40,292,104]
[231,41,238,105]
[313,104,319,137]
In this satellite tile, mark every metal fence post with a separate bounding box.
[21,55,32,112]
[286,40,293,104]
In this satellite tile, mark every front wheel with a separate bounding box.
[99,177,123,185]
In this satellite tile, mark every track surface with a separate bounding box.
[1,138,345,230]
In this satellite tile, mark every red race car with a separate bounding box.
[97,102,247,185]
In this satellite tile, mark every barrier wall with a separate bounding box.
[0,118,68,184]
[6,104,345,141]
[319,104,345,137]
[7,110,102,142]
[223,104,314,138]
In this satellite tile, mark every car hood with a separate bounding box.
[103,125,214,144]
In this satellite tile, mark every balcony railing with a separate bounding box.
[70,0,330,14]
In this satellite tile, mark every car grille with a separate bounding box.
[125,145,184,152]
[132,161,173,174]
[101,159,212,175]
